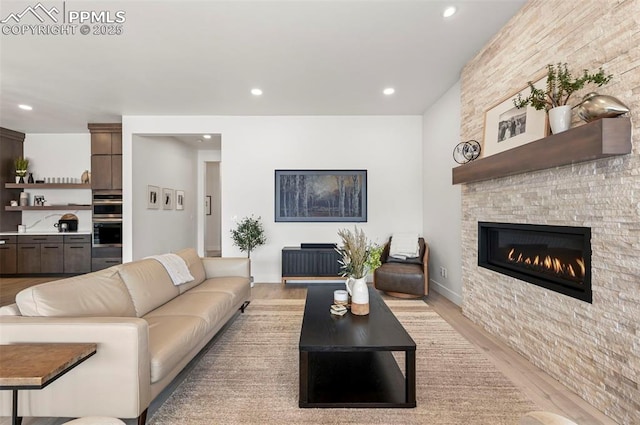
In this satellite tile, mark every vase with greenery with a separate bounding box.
[336,226,382,315]
[514,63,612,111]
[230,215,266,259]
[513,63,613,134]
[14,157,29,183]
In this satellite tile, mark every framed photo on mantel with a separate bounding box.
[275,169,367,223]
[482,77,549,158]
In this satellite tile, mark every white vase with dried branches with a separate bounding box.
[336,227,382,316]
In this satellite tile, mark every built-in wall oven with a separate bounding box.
[93,191,122,247]
[93,220,122,247]
[93,191,122,219]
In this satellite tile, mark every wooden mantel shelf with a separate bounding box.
[452,118,632,185]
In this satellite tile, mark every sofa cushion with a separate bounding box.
[174,248,206,293]
[145,315,210,383]
[187,277,251,308]
[118,259,180,317]
[144,292,233,326]
[16,267,136,317]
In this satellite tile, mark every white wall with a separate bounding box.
[22,133,92,232]
[422,82,463,305]
[131,135,198,258]
[205,162,221,252]
[123,116,423,282]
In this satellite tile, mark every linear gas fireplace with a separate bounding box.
[478,222,592,303]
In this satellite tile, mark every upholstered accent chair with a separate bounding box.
[374,236,429,298]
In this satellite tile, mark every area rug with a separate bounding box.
[148,299,537,425]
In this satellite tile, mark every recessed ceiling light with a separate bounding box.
[443,6,457,18]
[203,134,212,139]
[383,88,395,96]
[251,88,263,96]
[18,104,33,111]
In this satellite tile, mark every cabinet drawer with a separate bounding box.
[64,234,91,243]
[0,236,17,244]
[18,235,63,244]
[92,257,122,271]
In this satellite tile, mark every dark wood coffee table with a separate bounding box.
[299,285,416,408]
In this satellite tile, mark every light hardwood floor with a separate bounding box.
[0,280,617,425]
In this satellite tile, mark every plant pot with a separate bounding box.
[346,276,369,315]
[548,105,572,134]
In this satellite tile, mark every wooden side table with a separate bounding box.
[0,343,97,425]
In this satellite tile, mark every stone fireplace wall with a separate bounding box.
[459,1,639,423]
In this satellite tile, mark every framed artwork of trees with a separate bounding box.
[274,170,367,222]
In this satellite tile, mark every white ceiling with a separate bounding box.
[0,0,526,134]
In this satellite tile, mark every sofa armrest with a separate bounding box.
[0,316,151,419]
[202,257,250,278]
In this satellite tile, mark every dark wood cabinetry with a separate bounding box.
[0,128,25,232]
[89,123,122,190]
[282,246,342,284]
[2,234,91,276]
[17,243,41,273]
[0,236,17,274]
[64,234,91,273]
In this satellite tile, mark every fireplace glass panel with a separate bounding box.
[478,222,591,303]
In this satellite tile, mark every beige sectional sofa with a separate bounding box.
[0,248,251,425]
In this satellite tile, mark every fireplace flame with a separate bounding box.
[507,248,585,280]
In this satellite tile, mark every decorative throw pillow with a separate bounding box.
[389,232,420,258]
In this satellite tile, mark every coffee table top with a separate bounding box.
[299,285,415,351]
[0,343,97,389]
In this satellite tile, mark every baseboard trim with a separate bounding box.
[430,279,462,306]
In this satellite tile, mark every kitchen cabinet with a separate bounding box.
[41,243,64,273]
[64,234,91,273]
[0,127,25,232]
[18,235,63,274]
[1,234,91,275]
[91,246,122,271]
[17,243,41,273]
[0,236,17,274]
[89,123,122,190]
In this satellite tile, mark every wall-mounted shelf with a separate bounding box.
[5,205,91,211]
[452,118,632,185]
[5,183,91,189]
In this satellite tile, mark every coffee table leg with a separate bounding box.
[405,350,416,406]
[12,389,22,425]
[299,351,309,407]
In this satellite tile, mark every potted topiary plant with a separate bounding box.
[230,215,266,286]
[14,157,29,183]
[513,63,612,134]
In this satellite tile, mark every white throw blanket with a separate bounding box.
[147,253,194,286]
[389,232,420,259]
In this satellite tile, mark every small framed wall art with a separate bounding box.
[482,76,549,158]
[147,185,160,209]
[162,188,174,210]
[176,190,184,211]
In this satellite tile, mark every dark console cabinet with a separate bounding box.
[281,246,342,284]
